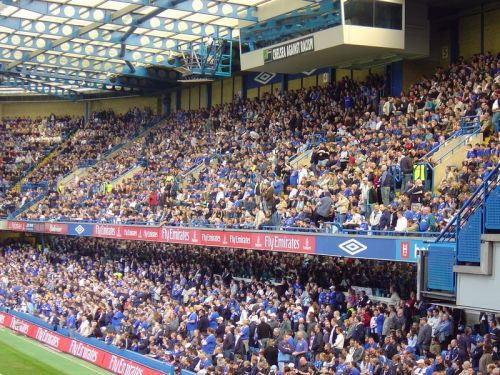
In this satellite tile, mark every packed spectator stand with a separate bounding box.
[0,238,498,375]
[0,108,154,218]
[3,53,493,237]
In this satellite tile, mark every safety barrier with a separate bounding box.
[0,219,436,262]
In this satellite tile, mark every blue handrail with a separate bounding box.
[435,163,499,243]
[419,115,480,162]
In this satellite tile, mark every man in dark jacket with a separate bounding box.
[222,325,235,359]
[352,316,366,344]
[234,327,247,359]
[400,153,414,192]
[416,317,432,355]
[380,165,394,206]
[310,324,324,357]
[379,205,392,231]
[257,318,273,348]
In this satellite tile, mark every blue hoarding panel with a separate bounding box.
[68,223,93,237]
[315,235,427,262]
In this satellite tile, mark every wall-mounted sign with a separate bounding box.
[263,37,315,64]
[441,46,449,60]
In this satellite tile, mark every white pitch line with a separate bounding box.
[0,327,110,375]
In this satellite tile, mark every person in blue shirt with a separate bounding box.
[186,307,198,337]
[208,308,219,330]
[293,331,308,360]
[336,355,347,375]
[318,289,327,306]
[40,301,51,318]
[346,362,360,375]
[66,309,77,331]
[419,207,437,232]
[201,328,216,355]
[112,309,124,329]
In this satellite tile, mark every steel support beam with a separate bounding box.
[0,0,236,42]
[0,74,82,100]
[110,0,257,21]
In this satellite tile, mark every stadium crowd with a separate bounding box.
[26,107,154,184]
[13,53,497,235]
[0,238,498,375]
[0,114,81,187]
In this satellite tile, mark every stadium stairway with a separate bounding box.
[10,127,79,194]
[414,116,483,192]
[111,165,145,188]
[289,148,314,169]
[10,116,168,218]
[57,117,168,192]
[182,155,220,188]
[420,163,500,310]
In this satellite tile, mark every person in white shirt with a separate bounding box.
[369,205,382,229]
[333,326,345,353]
[78,315,91,337]
[394,211,408,233]
[428,309,441,336]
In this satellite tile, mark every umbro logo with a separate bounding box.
[302,69,317,76]
[338,239,367,255]
[254,72,276,85]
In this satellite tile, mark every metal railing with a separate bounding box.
[419,115,480,162]
[0,216,443,238]
[431,124,481,166]
[435,163,499,243]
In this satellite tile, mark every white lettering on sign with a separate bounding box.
[69,341,99,363]
[161,228,190,242]
[264,236,300,251]
[10,317,29,334]
[109,356,144,375]
[266,37,314,63]
[229,234,251,245]
[202,233,221,243]
[95,225,116,236]
[35,327,60,348]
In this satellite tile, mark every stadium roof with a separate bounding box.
[0,0,277,99]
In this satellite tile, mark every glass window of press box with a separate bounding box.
[240,0,341,53]
[343,0,403,30]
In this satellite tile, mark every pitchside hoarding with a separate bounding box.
[0,310,171,375]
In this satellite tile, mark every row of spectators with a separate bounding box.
[18,53,499,235]
[0,238,498,375]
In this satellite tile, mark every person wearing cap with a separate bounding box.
[413,359,426,375]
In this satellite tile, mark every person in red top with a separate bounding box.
[148,191,159,212]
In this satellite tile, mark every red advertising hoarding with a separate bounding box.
[44,223,69,235]
[7,220,26,232]
[0,311,166,375]
[92,225,316,254]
